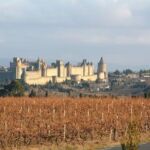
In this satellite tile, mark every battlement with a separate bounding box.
[0,57,108,85]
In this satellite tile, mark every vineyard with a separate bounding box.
[0,97,149,149]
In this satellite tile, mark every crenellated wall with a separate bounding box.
[25,71,41,80]
[0,57,108,85]
[71,67,84,76]
[25,77,52,85]
[47,68,58,77]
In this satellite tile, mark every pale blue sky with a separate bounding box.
[0,0,150,70]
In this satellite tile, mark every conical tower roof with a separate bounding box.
[99,57,104,64]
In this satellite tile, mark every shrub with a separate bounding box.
[121,121,140,150]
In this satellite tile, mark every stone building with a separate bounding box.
[0,57,108,85]
[97,57,108,82]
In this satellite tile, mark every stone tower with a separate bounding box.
[37,58,42,70]
[41,62,47,77]
[21,68,27,81]
[37,58,47,77]
[82,59,88,76]
[12,57,22,79]
[66,62,72,77]
[88,62,93,76]
[97,57,108,82]
[57,60,65,77]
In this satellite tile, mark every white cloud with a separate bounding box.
[50,29,150,46]
[0,0,149,29]
[115,5,132,19]
[0,0,40,23]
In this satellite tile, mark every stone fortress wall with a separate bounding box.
[0,57,108,85]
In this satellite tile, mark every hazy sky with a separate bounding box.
[0,0,150,70]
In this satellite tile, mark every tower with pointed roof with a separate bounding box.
[97,57,108,82]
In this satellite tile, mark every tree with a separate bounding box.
[0,80,25,97]
[123,69,133,75]
[45,90,48,97]
[29,89,36,97]
[0,89,8,97]
[81,81,89,89]
[144,92,150,99]
[114,70,121,75]
[5,80,25,97]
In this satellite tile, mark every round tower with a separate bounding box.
[41,62,47,77]
[56,60,65,77]
[15,58,22,79]
[21,68,27,81]
[88,62,93,76]
[37,58,42,70]
[82,59,87,76]
[97,57,108,82]
[66,62,72,77]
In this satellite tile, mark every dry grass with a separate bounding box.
[0,96,149,149]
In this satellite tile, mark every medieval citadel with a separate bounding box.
[0,57,108,85]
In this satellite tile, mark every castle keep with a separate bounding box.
[0,57,108,85]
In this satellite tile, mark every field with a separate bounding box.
[0,96,149,149]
